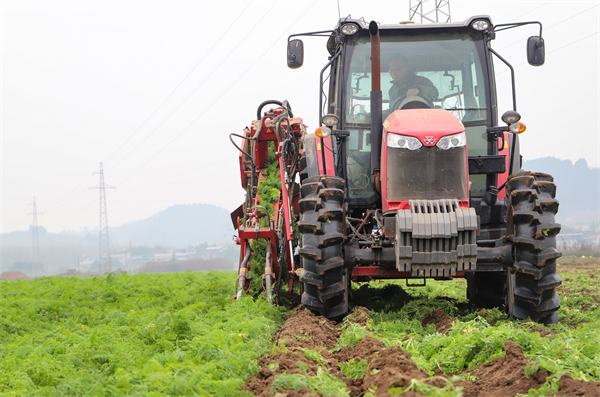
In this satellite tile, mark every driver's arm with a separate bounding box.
[413,76,439,101]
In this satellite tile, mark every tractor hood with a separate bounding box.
[384,109,465,146]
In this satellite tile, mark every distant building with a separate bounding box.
[131,256,153,266]
[112,252,131,268]
[0,271,30,280]
[583,235,600,249]
[173,247,195,261]
[197,245,226,259]
[154,252,173,262]
[557,234,584,251]
[79,256,98,268]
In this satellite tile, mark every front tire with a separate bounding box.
[505,171,562,324]
[298,175,349,320]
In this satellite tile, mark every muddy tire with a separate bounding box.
[466,271,506,309]
[298,175,348,320]
[505,171,562,324]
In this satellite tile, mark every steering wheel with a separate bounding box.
[390,95,432,111]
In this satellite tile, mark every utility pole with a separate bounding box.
[29,197,42,275]
[409,0,451,23]
[91,163,115,275]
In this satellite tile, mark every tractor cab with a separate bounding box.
[340,21,490,208]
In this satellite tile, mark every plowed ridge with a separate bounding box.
[244,263,600,396]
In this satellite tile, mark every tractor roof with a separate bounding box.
[334,15,493,32]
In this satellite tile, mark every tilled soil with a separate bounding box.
[421,309,454,335]
[453,340,548,397]
[243,304,600,397]
[244,264,600,396]
[242,306,432,397]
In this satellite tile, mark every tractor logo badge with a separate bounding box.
[424,136,436,145]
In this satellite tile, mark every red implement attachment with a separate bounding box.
[230,101,305,302]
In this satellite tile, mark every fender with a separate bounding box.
[303,134,336,178]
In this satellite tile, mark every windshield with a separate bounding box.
[345,29,488,122]
[342,29,488,203]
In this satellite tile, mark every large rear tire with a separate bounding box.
[505,171,562,324]
[298,175,349,320]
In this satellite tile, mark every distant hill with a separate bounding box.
[1,203,235,275]
[522,157,599,225]
[110,203,233,247]
[1,203,233,248]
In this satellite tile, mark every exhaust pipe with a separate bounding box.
[369,21,383,194]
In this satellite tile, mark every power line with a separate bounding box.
[102,1,254,167]
[42,197,100,228]
[509,1,551,23]
[42,175,95,214]
[118,166,239,192]
[104,1,269,176]
[546,30,599,55]
[114,1,319,187]
[498,4,599,51]
[14,1,319,233]
[38,3,200,215]
[14,3,198,181]
[497,29,599,74]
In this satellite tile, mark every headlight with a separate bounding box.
[341,23,359,35]
[471,19,490,31]
[501,110,521,124]
[436,132,466,150]
[322,113,339,127]
[387,133,422,150]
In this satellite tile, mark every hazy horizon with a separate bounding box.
[2,1,598,234]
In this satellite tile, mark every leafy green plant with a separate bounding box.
[270,361,349,396]
[0,271,286,396]
[335,323,370,351]
[388,376,463,397]
[301,348,329,367]
[338,359,368,379]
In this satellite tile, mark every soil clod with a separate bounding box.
[422,309,454,335]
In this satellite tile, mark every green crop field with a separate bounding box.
[0,272,284,396]
[1,263,599,396]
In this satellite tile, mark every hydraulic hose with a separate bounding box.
[256,100,283,120]
[236,243,252,300]
[229,133,255,166]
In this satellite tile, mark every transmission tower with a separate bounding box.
[409,0,451,23]
[91,163,115,274]
[29,197,41,264]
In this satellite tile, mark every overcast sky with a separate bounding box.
[1,0,598,234]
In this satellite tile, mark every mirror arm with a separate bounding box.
[287,30,337,43]
[488,47,517,112]
[493,21,543,38]
[319,48,342,125]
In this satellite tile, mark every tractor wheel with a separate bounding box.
[298,175,349,320]
[505,171,562,324]
[466,271,506,309]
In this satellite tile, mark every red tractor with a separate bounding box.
[232,16,561,324]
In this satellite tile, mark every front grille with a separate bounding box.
[387,146,468,201]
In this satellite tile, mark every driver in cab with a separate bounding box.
[388,55,438,110]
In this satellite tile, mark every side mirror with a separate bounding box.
[527,36,545,66]
[287,39,304,69]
